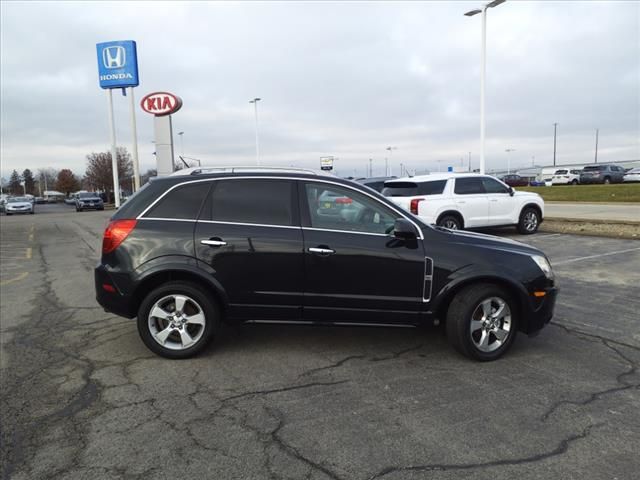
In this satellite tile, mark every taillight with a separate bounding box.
[102,219,137,254]
[335,197,353,205]
[410,198,424,214]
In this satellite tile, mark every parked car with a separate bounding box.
[75,192,105,211]
[5,196,34,215]
[95,167,557,361]
[34,197,46,204]
[623,168,640,183]
[382,173,544,234]
[551,169,581,185]
[499,174,529,187]
[64,195,77,205]
[356,176,397,193]
[579,164,626,184]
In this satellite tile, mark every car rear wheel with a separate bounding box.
[437,215,462,230]
[446,284,518,361]
[517,207,540,234]
[571,179,578,185]
[603,177,611,184]
[137,281,219,359]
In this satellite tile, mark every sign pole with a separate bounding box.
[107,89,121,208]
[127,86,140,191]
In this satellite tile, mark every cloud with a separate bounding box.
[1,0,638,180]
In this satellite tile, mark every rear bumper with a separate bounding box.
[95,264,136,318]
[522,287,558,334]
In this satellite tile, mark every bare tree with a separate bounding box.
[37,168,59,193]
[84,147,134,192]
[56,169,81,196]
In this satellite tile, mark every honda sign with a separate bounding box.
[96,40,139,89]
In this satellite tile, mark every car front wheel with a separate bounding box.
[517,207,540,234]
[446,284,518,361]
[137,281,219,359]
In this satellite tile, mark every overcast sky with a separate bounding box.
[1,0,639,180]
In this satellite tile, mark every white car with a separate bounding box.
[382,173,545,234]
[623,168,640,183]
[4,196,35,215]
[551,169,581,185]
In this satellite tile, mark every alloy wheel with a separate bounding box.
[523,211,538,232]
[147,294,206,350]
[469,297,512,353]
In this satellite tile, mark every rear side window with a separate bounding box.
[583,166,600,171]
[209,179,293,226]
[145,182,210,219]
[382,180,446,196]
[454,177,484,195]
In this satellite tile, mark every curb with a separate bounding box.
[545,217,640,226]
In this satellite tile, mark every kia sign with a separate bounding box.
[140,92,183,116]
[96,40,139,89]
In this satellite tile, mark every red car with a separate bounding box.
[500,174,529,187]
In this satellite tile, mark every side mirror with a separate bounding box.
[509,187,515,196]
[393,218,417,240]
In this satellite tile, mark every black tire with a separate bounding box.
[446,283,518,361]
[76,207,81,212]
[517,207,540,234]
[137,281,219,359]
[30,211,34,215]
[571,179,578,185]
[6,213,12,216]
[603,177,611,185]
[98,207,104,211]
[437,214,462,230]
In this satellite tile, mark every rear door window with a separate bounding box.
[454,177,485,195]
[207,179,294,226]
[144,182,211,220]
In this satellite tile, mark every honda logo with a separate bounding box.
[102,46,126,69]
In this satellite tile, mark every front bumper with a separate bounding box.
[78,203,104,210]
[6,207,32,214]
[522,286,558,334]
[95,264,136,318]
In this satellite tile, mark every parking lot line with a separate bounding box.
[0,271,28,286]
[553,246,640,266]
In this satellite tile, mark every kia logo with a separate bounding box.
[103,46,126,69]
[140,92,183,116]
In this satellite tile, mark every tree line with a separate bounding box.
[1,148,157,197]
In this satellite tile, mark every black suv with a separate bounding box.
[95,167,557,361]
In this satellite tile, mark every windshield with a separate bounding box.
[8,197,28,202]
[555,170,568,174]
[78,192,99,198]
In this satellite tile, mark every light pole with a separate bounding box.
[249,98,261,165]
[594,128,599,163]
[553,122,558,166]
[385,146,396,176]
[505,148,515,174]
[464,0,507,175]
[177,131,185,157]
[468,151,472,172]
[369,158,373,177]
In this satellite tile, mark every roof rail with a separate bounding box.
[170,166,320,176]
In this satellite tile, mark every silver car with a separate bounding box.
[5,196,35,215]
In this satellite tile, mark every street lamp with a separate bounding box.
[385,146,397,176]
[464,0,507,175]
[553,122,558,166]
[177,131,185,157]
[249,98,261,165]
[505,148,516,174]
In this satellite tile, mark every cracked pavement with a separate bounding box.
[1,205,639,479]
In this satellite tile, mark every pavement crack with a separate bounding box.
[366,423,598,479]
[222,380,349,402]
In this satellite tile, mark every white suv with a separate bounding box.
[382,173,545,234]
[551,169,581,185]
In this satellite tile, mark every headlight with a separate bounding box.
[532,255,554,280]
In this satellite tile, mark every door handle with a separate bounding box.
[308,247,335,255]
[201,238,227,247]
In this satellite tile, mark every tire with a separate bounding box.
[137,281,219,359]
[571,179,578,185]
[446,283,518,361]
[437,214,462,230]
[30,211,34,215]
[517,207,540,234]
[6,213,12,216]
[603,177,611,185]
[76,207,81,212]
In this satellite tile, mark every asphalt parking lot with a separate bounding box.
[1,204,639,480]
